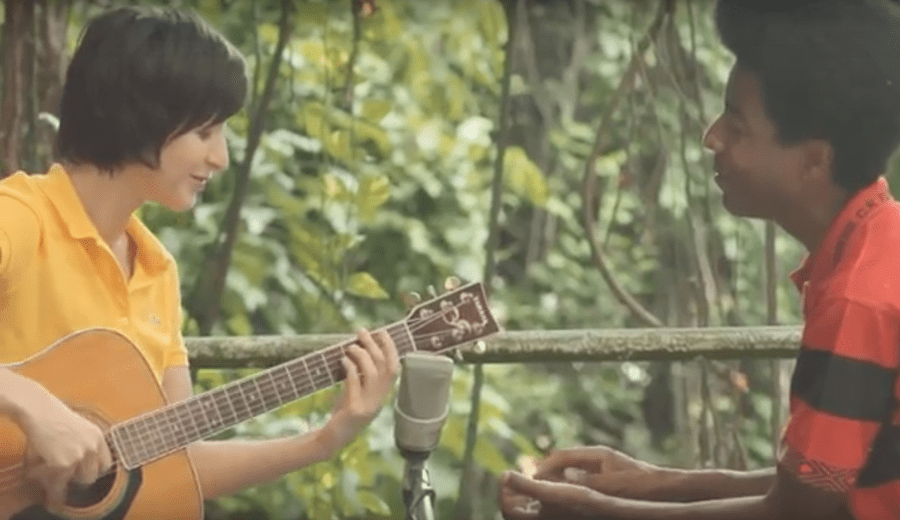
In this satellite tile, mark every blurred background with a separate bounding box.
[3,0,896,518]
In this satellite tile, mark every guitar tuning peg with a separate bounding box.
[453,348,464,362]
[444,276,461,291]
[400,291,422,309]
[427,285,438,299]
[474,340,487,354]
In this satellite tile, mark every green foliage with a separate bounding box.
[51,0,875,518]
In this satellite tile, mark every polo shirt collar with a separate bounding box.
[41,164,172,276]
[42,163,98,241]
[790,177,892,291]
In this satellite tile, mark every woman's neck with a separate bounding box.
[63,162,145,247]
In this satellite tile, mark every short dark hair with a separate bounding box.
[56,6,248,171]
[715,0,900,192]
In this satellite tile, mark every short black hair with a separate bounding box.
[56,6,248,171]
[715,0,900,192]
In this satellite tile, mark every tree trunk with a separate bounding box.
[0,0,34,177]
[34,0,69,167]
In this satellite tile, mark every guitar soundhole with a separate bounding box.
[65,470,116,507]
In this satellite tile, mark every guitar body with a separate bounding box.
[0,329,203,520]
[0,282,500,520]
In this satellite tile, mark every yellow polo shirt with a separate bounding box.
[0,164,188,381]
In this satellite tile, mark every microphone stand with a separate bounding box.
[401,450,437,520]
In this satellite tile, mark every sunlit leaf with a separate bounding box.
[361,99,393,122]
[358,490,391,516]
[503,146,548,205]
[358,174,392,222]
[346,272,389,299]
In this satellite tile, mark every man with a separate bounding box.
[0,6,397,517]
[500,1,900,519]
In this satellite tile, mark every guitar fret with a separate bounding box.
[92,282,499,470]
[257,372,279,410]
[159,413,179,456]
[269,367,292,405]
[119,421,140,468]
[133,418,151,464]
[251,375,277,412]
[328,347,345,383]
[141,414,160,458]
[282,363,302,400]
[300,358,315,392]
[200,393,225,434]
[389,322,416,356]
[164,407,188,447]
[227,381,252,423]
[241,379,267,416]
[315,352,335,386]
[152,413,171,454]
[220,386,240,425]
[175,399,200,443]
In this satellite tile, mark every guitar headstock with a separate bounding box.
[402,281,500,354]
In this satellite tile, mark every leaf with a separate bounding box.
[326,130,359,162]
[346,272,389,299]
[477,0,508,45]
[358,490,391,516]
[295,2,328,27]
[503,146,548,205]
[361,99,393,122]
[474,435,512,474]
[357,174,392,222]
[309,498,334,520]
[302,102,330,140]
[322,173,350,201]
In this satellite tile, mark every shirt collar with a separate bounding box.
[40,164,172,276]
[790,177,892,291]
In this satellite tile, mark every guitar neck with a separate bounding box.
[110,322,414,469]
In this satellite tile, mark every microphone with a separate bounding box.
[394,352,454,455]
[394,352,454,520]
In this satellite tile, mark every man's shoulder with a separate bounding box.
[828,202,900,305]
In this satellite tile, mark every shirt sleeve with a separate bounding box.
[780,297,900,492]
[0,195,42,279]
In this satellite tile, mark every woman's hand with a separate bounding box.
[319,329,399,454]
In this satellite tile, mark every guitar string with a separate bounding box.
[97,321,415,468]
[110,306,472,464]
[114,321,435,465]
[121,321,414,461]
[0,318,468,489]
[0,298,490,490]
[0,331,445,490]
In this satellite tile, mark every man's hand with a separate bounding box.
[14,378,113,507]
[499,470,615,520]
[320,329,399,454]
[534,446,662,499]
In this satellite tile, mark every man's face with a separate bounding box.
[704,65,808,220]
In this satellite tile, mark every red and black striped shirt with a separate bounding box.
[783,177,900,519]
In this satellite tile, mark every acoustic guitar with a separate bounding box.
[0,282,499,520]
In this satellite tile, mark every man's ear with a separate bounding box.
[800,139,834,184]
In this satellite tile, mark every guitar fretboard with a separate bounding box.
[111,322,414,469]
